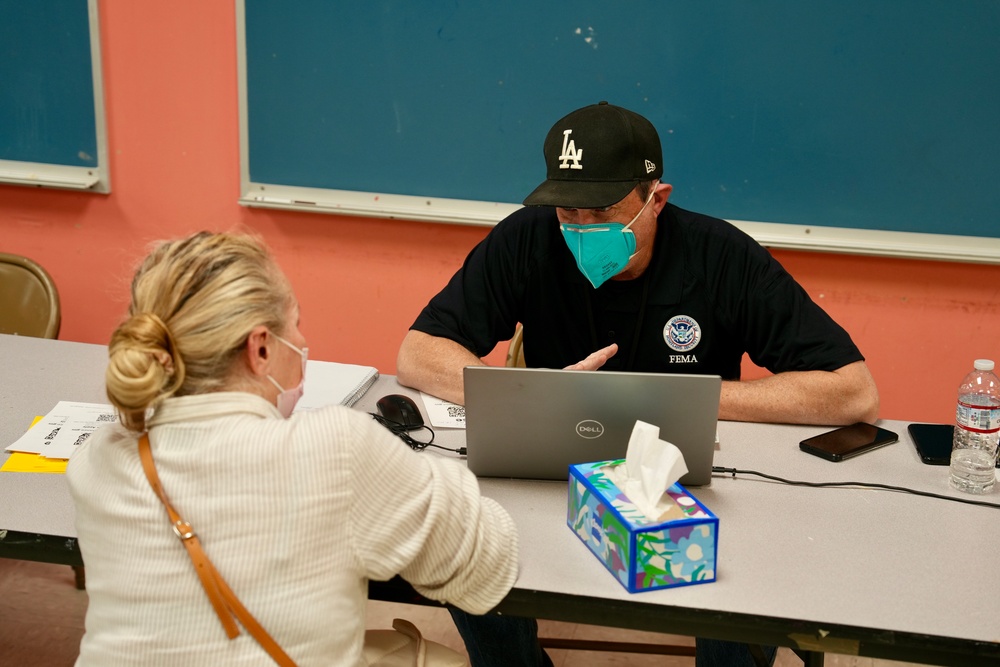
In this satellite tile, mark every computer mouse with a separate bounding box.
[376,394,424,430]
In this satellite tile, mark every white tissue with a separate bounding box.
[605,420,688,521]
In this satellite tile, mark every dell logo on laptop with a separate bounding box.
[575,420,605,439]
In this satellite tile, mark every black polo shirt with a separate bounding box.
[411,203,863,380]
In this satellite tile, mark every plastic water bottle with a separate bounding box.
[949,359,1000,494]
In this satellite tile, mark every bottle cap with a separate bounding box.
[973,359,995,371]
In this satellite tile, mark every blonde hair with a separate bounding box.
[106,231,293,431]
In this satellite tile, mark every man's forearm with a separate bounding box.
[719,360,879,426]
[396,330,485,405]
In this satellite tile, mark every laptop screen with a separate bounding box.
[463,366,721,485]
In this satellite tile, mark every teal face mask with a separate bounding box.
[559,185,656,289]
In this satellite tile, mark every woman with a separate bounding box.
[67,231,518,666]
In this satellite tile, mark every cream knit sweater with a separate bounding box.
[67,392,518,666]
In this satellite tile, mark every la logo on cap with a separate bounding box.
[558,129,583,170]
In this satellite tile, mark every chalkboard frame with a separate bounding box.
[0,0,109,193]
[236,1,999,264]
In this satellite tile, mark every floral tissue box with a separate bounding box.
[567,460,718,593]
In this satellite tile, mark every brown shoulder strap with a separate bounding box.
[138,433,297,667]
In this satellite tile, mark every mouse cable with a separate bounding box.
[368,413,467,456]
[711,466,1000,510]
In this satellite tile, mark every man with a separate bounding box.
[397,102,879,666]
[398,101,878,423]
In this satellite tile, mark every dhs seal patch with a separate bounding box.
[664,315,701,352]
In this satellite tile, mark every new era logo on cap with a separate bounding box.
[524,102,663,209]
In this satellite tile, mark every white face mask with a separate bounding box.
[266,333,308,418]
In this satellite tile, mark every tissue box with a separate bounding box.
[567,460,718,593]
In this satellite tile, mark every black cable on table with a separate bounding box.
[712,466,1000,509]
[369,413,466,456]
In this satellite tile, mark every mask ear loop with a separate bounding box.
[622,181,659,233]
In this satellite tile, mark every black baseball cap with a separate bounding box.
[523,101,663,209]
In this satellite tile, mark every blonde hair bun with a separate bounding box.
[106,312,184,428]
[106,231,292,431]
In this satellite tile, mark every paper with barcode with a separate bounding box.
[5,401,117,459]
[419,392,466,429]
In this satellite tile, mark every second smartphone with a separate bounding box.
[800,422,899,462]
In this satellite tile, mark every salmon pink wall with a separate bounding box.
[1,2,997,424]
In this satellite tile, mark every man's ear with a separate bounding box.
[244,326,272,379]
[652,182,672,215]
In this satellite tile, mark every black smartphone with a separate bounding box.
[907,423,954,465]
[799,422,899,462]
[906,423,1000,467]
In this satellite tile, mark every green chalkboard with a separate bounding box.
[0,0,109,192]
[239,1,1000,261]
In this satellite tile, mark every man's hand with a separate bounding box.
[564,344,619,371]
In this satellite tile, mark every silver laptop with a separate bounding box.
[464,366,721,486]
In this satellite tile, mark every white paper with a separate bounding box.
[44,411,119,459]
[419,392,466,429]
[5,401,117,458]
[607,420,689,520]
[295,360,379,411]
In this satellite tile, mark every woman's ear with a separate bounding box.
[244,326,272,378]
